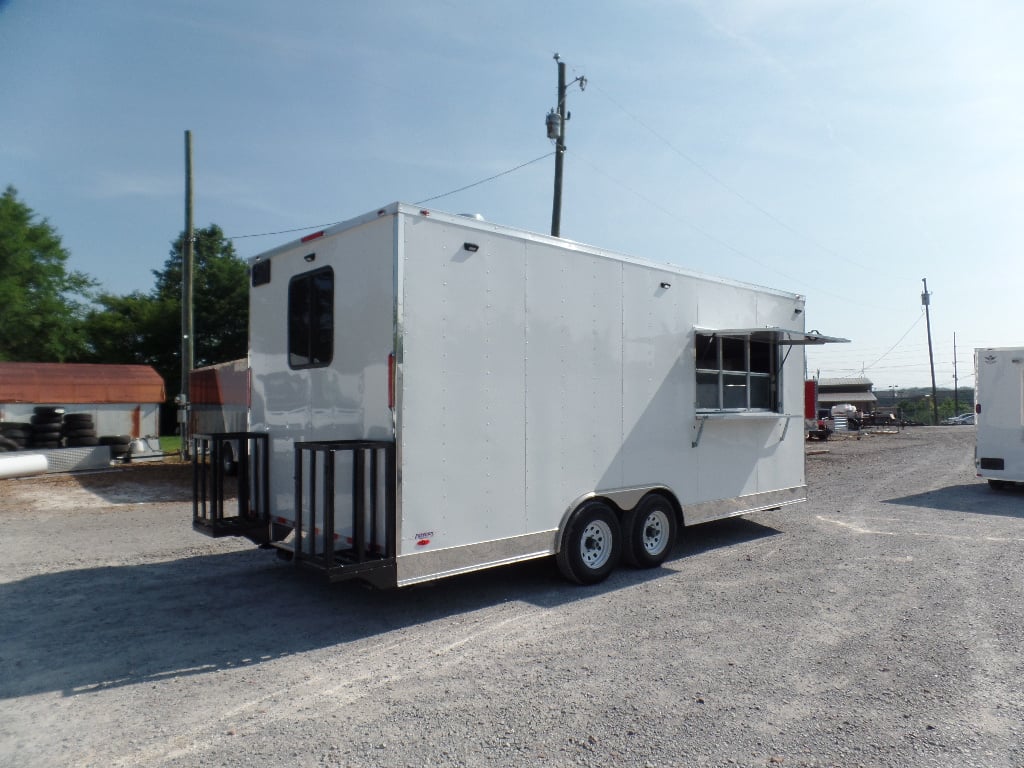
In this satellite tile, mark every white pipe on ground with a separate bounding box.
[0,453,49,479]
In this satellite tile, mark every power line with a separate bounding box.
[226,151,554,241]
[228,220,347,240]
[591,82,886,276]
[416,152,553,205]
[573,147,897,310]
[862,310,926,371]
[573,149,802,286]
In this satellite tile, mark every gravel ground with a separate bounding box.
[0,427,1020,767]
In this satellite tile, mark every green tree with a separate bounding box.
[80,291,168,366]
[82,224,248,401]
[155,225,249,372]
[0,185,95,361]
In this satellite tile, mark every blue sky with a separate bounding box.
[2,0,1021,390]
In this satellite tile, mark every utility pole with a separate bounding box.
[181,130,195,454]
[546,53,585,237]
[922,278,939,425]
[953,332,959,415]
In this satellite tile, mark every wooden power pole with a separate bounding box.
[181,130,195,452]
[922,278,939,425]
[546,54,585,238]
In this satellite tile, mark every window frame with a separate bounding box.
[695,331,780,413]
[287,266,334,370]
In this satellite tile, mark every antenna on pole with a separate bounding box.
[546,53,586,238]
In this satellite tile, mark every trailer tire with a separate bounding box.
[988,479,1009,490]
[556,500,622,585]
[220,442,238,476]
[33,406,65,418]
[107,443,131,459]
[63,413,94,426]
[67,436,100,447]
[622,493,678,568]
[99,435,132,445]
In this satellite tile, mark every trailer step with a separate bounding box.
[192,432,270,545]
[292,440,397,586]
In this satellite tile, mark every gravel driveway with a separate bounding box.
[0,427,1020,767]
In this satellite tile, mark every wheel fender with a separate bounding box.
[554,485,679,553]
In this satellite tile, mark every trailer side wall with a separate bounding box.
[396,213,807,583]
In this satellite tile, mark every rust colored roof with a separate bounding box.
[190,359,248,405]
[0,363,166,404]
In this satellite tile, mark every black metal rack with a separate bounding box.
[280,440,396,586]
[192,432,270,544]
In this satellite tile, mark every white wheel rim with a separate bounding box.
[641,509,670,556]
[579,519,613,570]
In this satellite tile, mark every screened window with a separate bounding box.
[288,267,334,369]
[695,333,779,411]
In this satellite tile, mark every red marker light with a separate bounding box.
[416,539,430,546]
[301,230,325,243]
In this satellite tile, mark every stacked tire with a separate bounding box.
[100,434,132,460]
[63,413,99,447]
[0,422,31,451]
[29,407,64,449]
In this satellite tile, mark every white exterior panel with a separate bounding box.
[524,241,626,530]
[620,265,697,498]
[399,219,528,556]
[249,213,395,525]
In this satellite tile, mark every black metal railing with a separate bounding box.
[289,440,396,584]
[192,432,270,543]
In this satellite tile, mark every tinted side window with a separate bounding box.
[288,267,333,369]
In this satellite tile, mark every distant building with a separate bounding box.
[816,377,877,415]
[0,362,165,437]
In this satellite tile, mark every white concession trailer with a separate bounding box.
[975,347,1024,488]
[193,203,845,587]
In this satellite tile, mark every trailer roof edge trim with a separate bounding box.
[697,327,850,346]
[247,202,806,300]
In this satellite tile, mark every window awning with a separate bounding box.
[818,391,878,404]
[696,327,850,346]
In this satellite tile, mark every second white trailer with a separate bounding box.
[193,203,845,587]
[975,347,1024,488]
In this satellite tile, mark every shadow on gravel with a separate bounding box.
[0,518,777,701]
[883,481,1024,518]
[66,463,200,504]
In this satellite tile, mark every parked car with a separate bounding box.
[861,412,897,427]
[942,413,975,425]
